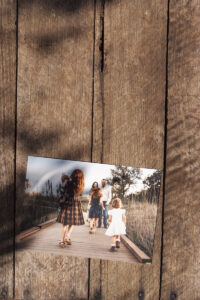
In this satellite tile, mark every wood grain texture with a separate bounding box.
[15,250,88,300]
[3,0,199,298]
[15,0,94,298]
[0,0,16,298]
[92,0,105,163]
[161,1,200,299]
[91,0,167,299]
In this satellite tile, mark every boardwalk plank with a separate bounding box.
[17,223,138,264]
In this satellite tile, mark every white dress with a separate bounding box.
[105,208,126,236]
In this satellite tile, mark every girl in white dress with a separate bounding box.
[105,198,126,251]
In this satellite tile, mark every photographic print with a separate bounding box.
[18,156,162,264]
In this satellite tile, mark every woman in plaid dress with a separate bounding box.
[57,169,85,248]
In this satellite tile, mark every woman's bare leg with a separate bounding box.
[89,218,95,233]
[67,225,74,238]
[61,225,67,242]
[94,218,98,230]
[89,218,94,229]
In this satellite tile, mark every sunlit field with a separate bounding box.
[125,200,157,257]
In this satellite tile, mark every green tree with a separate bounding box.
[143,170,161,203]
[107,166,141,201]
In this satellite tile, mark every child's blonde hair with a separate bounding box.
[112,198,121,208]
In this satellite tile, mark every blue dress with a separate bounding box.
[89,191,102,218]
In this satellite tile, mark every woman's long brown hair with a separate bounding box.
[70,169,85,194]
[91,182,102,197]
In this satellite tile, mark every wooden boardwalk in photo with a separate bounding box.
[16,221,138,263]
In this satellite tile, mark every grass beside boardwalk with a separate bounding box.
[124,201,158,258]
[21,194,89,231]
[21,193,59,231]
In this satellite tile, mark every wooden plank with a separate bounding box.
[17,227,40,241]
[121,235,151,263]
[89,1,105,297]
[90,0,168,299]
[15,0,94,298]
[161,1,200,299]
[92,0,105,163]
[89,259,102,300]
[0,0,16,298]
[16,0,94,233]
[37,218,56,229]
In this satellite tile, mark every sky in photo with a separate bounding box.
[26,156,158,195]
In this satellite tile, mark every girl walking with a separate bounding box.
[105,198,126,251]
[57,169,85,248]
[88,182,104,234]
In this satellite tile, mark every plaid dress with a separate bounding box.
[57,190,85,226]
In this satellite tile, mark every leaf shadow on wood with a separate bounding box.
[19,0,115,15]
[0,122,89,261]
[18,0,116,55]
[28,28,84,55]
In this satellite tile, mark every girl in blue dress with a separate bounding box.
[88,182,104,233]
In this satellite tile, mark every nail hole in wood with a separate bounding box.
[138,290,144,300]
[0,287,8,299]
[170,291,177,300]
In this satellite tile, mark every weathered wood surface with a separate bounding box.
[16,0,95,232]
[1,0,199,299]
[90,0,167,299]
[0,0,16,298]
[17,222,138,263]
[161,1,200,299]
[15,0,94,299]
[15,250,89,300]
